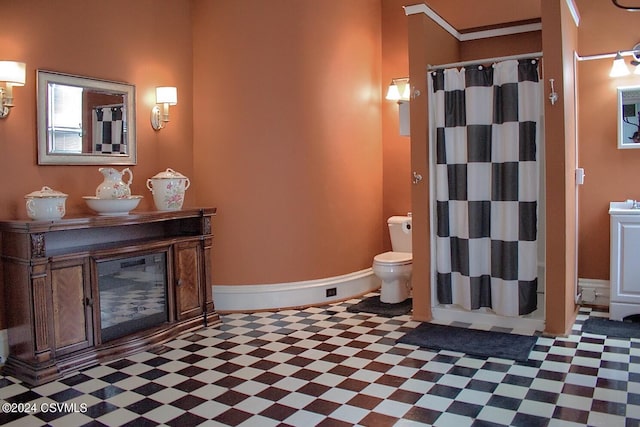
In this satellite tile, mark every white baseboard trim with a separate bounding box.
[578,278,610,306]
[213,268,379,312]
[0,329,7,366]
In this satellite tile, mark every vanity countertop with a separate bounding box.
[609,201,640,215]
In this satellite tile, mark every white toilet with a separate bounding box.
[373,215,412,304]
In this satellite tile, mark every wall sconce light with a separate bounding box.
[386,78,413,136]
[151,86,177,130]
[385,78,411,102]
[610,52,631,77]
[0,61,26,119]
[633,48,640,75]
[609,44,640,77]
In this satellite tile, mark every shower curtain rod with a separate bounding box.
[428,51,543,71]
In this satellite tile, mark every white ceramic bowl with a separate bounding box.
[83,195,143,216]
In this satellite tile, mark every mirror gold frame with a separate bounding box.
[618,85,640,149]
[37,70,136,165]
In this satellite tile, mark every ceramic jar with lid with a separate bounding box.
[146,168,191,211]
[25,186,67,220]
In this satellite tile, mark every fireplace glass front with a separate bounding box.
[97,252,168,342]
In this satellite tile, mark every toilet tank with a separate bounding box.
[388,216,412,253]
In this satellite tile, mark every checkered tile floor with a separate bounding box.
[0,295,638,426]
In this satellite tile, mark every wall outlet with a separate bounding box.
[326,287,337,297]
[581,287,597,303]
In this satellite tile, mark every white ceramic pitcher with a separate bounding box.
[96,167,133,199]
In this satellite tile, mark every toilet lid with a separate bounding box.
[374,251,412,265]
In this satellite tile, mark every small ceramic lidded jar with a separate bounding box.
[25,186,67,220]
[146,168,191,211]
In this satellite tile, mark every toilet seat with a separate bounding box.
[373,251,412,266]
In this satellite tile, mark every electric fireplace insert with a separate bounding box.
[97,251,169,342]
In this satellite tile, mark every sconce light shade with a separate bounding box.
[386,77,413,136]
[633,57,640,75]
[401,83,411,100]
[0,61,26,119]
[151,86,178,131]
[386,78,411,102]
[0,61,26,86]
[385,81,401,101]
[156,86,177,105]
[610,52,631,77]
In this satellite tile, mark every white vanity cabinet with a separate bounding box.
[609,202,640,320]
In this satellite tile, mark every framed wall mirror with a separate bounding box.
[37,70,136,165]
[618,85,640,149]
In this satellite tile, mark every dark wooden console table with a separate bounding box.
[0,208,219,385]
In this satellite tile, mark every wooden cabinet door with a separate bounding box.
[174,241,203,320]
[50,258,93,355]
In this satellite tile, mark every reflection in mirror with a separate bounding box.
[618,85,640,149]
[37,70,136,165]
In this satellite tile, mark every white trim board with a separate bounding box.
[566,0,580,27]
[213,268,379,312]
[404,3,542,41]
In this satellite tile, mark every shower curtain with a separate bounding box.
[432,59,540,316]
[93,105,125,154]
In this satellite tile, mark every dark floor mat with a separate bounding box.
[346,295,412,317]
[581,317,640,339]
[397,322,538,362]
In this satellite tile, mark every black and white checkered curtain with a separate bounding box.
[432,59,540,316]
[93,106,126,154]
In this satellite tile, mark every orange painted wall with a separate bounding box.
[540,0,579,335]
[575,0,640,281]
[381,0,413,250]
[0,0,195,329]
[0,1,195,219]
[407,12,460,321]
[191,0,384,285]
